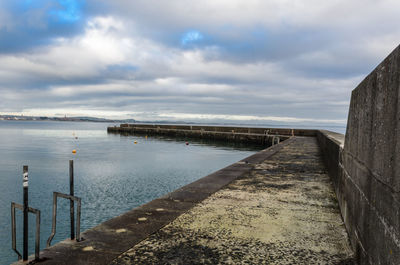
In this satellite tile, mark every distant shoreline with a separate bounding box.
[0,115,135,123]
[0,115,346,134]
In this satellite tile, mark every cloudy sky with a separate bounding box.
[0,0,399,125]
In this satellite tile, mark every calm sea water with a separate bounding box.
[0,121,260,264]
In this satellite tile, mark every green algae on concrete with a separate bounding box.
[110,137,354,264]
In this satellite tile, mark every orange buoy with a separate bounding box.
[72,149,77,154]
[134,141,137,144]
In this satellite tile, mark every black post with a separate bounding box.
[69,160,75,240]
[23,165,28,261]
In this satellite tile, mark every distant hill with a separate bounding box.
[0,114,135,123]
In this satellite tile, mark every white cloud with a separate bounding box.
[2,0,400,126]
[157,112,346,124]
[106,0,400,32]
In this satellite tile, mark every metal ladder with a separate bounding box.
[11,160,82,263]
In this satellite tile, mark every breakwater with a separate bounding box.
[107,124,316,146]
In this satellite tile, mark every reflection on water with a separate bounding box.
[22,129,105,138]
[0,121,260,264]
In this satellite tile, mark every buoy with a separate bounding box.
[134,141,137,144]
[145,135,148,139]
[185,142,189,145]
[72,149,77,154]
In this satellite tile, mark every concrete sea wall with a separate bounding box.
[318,45,400,265]
[108,124,316,146]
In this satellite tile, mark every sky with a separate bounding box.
[0,0,399,125]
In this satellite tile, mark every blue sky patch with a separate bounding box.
[181,30,204,45]
[49,0,84,23]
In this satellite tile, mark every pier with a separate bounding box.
[110,136,353,264]
[14,132,354,265]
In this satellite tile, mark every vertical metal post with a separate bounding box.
[35,210,40,260]
[47,192,82,247]
[69,160,75,240]
[76,197,81,241]
[11,202,22,260]
[47,193,57,247]
[11,203,16,255]
[23,165,28,261]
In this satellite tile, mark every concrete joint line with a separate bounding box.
[339,164,400,248]
[343,150,400,194]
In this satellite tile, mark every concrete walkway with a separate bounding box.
[110,137,354,264]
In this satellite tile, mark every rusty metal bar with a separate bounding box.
[76,196,81,242]
[34,207,41,261]
[46,192,58,247]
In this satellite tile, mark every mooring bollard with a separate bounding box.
[70,160,75,240]
[23,165,28,261]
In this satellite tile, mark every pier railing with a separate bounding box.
[10,160,82,263]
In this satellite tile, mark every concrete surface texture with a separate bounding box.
[110,137,354,264]
[317,130,345,198]
[338,44,400,264]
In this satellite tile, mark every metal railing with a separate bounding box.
[47,160,82,247]
[11,202,41,261]
[272,136,280,145]
[46,192,82,247]
[11,160,83,263]
[11,165,41,262]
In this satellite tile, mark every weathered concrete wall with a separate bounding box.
[318,45,400,265]
[116,124,317,137]
[342,45,400,265]
[108,124,315,146]
[317,130,344,192]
